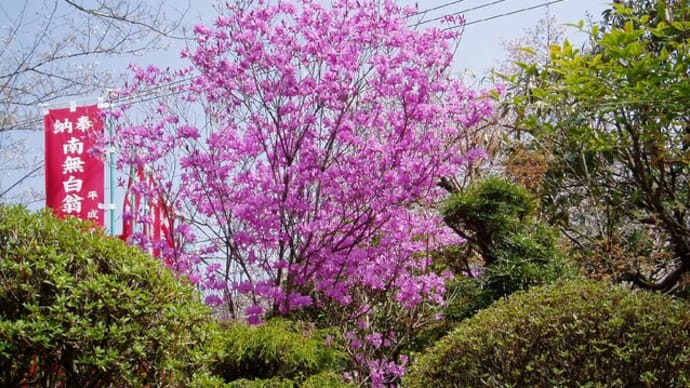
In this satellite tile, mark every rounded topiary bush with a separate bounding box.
[407,279,690,387]
[209,319,349,386]
[0,205,218,387]
[441,177,572,309]
[196,372,349,388]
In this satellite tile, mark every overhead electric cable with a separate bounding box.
[414,0,510,26]
[15,0,609,133]
[449,0,568,29]
[407,0,468,17]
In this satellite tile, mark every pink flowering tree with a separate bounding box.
[108,0,493,384]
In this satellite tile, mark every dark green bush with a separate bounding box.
[440,177,572,321]
[193,371,349,388]
[482,223,567,300]
[407,280,690,387]
[443,176,534,263]
[0,205,218,387]
[210,318,349,386]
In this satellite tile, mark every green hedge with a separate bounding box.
[192,371,349,388]
[0,205,218,387]
[439,177,571,321]
[209,319,350,386]
[407,280,690,387]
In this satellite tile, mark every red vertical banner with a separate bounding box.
[44,104,104,226]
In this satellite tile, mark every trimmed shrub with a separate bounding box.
[442,176,535,264]
[210,319,349,386]
[439,177,572,321]
[195,372,350,388]
[407,280,690,387]
[0,205,218,387]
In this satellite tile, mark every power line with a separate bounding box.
[414,0,510,26]
[0,117,43,132]
[10,0,580,133]
[408,0,468,17]
[98,1,572,108]
[36,1,576,111]
[451,0,568,29]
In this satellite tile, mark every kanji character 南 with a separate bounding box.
[63,137,84,155]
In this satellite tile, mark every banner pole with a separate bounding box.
[109,117,115,235]
[99,94,115,236]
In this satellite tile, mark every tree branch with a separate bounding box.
[62,0,192,41]
[0,164,42,199]
[621,257,688,293]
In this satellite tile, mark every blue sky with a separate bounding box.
[0,0,611,96]
[148,0,610,76]
[77,0,607,83]
[0,0,611,226]
[402,0,609,73]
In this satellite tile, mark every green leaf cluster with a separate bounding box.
[201,319,350,387]
[443,176,534,253]
[0,205,218,387]
[441,177,571,319]
[407,279,690,387]
[192,371,349,388]
[506,1,690,285]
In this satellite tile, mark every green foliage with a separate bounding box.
[441,177,571,317]
[0,205,218,387]
[414,177,572,354]
[201,372,349,388]
[507,1,690,288]
[441,276,488,323]
[407,279,690,387]
[443,176,534,263]
[210,319,349,386]
[300,371,352,388]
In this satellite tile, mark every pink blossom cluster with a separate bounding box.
[108,0,493,383]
